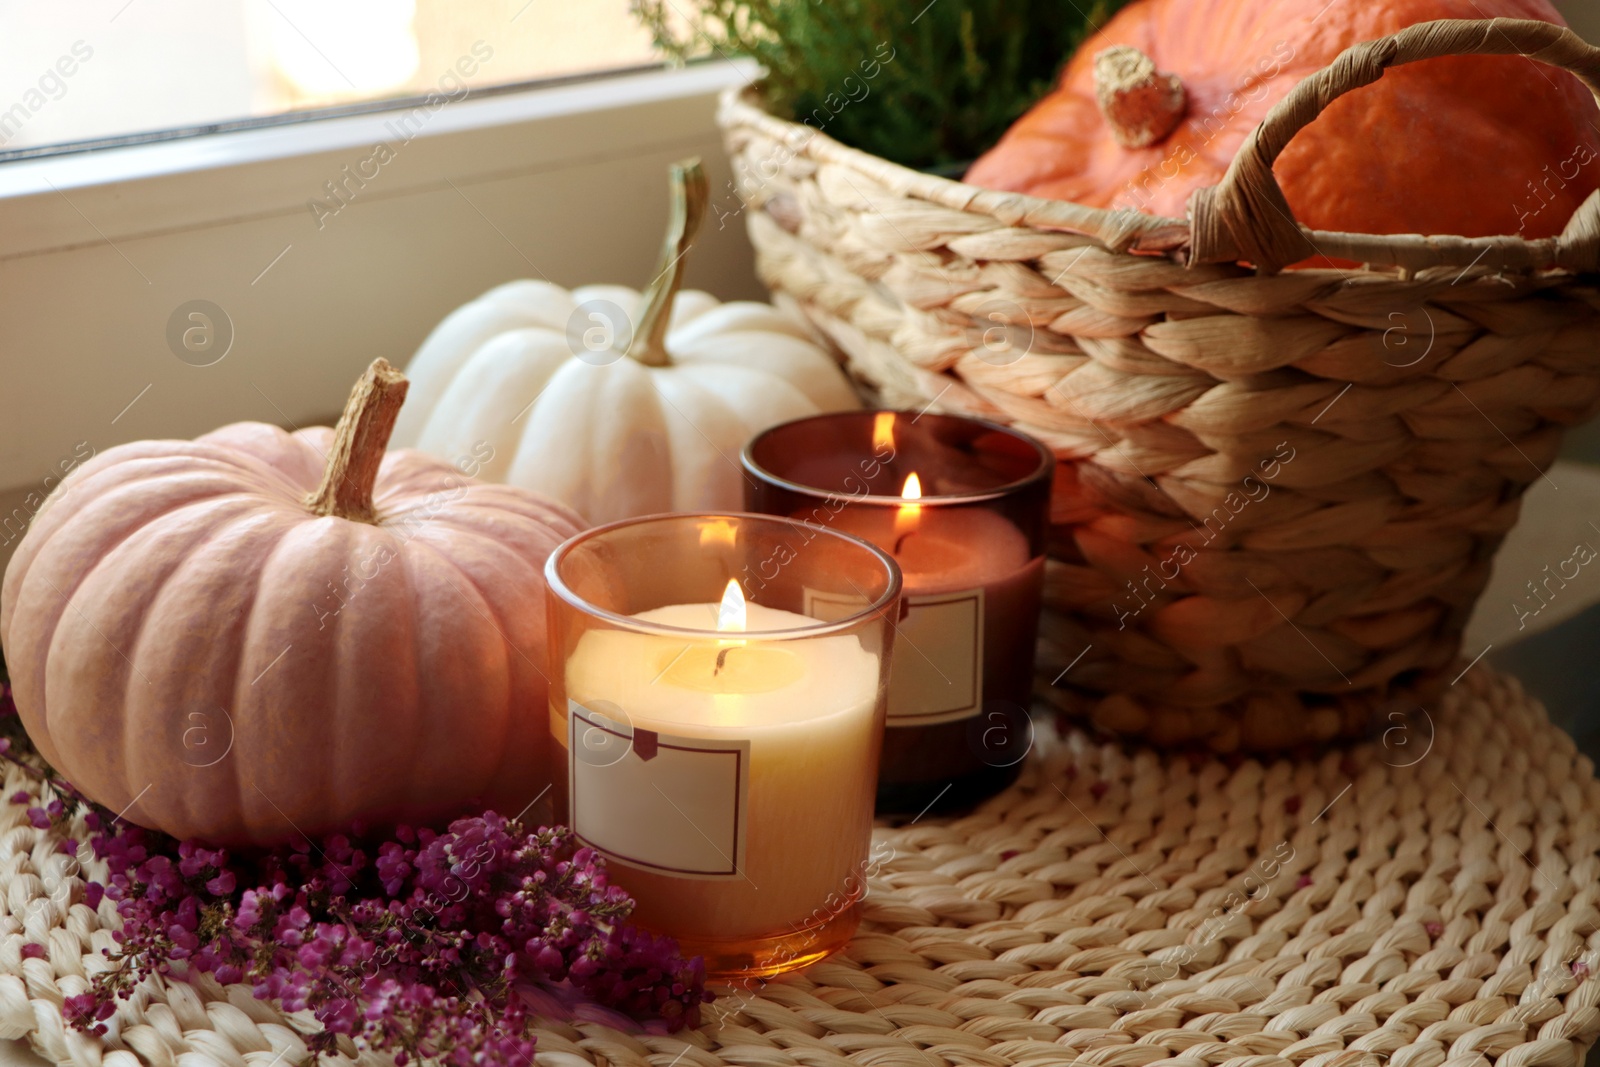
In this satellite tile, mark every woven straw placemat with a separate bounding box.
[0,665,1596,1067]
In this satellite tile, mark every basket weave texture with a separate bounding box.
[3,665,1599,1067]
[717,17,1600,750]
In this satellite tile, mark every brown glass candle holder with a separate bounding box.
[743,412,1053,814]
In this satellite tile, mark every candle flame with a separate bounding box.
[893,473,922,553]
[872,411,896,453]
[716,579,747,633]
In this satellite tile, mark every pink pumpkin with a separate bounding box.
[0,360,583,843]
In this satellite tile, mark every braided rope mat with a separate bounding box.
[1,665,1596,1067]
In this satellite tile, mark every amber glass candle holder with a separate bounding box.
[544,513,900,980]
[743,412,1053,814]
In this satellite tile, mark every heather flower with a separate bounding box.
[69,810,710,1064]
[0,691,708,1062]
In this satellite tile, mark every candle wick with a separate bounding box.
[714,647,731,675]
[893,531,915,555]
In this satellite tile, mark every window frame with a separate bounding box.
[0,59,756,258]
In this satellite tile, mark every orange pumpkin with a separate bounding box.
[0,360,584,844]
[966,0,1600,247]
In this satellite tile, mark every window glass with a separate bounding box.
[0,0,664,153]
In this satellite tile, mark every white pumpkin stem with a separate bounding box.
[306,358,410,523]
[1094,46,1187,149]
[628,158,708,368]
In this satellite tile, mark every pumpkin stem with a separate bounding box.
[305,358,410,523]
[628,158,708,368]
[1094,46,1186,149]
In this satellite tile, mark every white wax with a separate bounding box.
[566,602,877,731]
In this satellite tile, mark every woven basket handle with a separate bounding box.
[1188,18,1600,272]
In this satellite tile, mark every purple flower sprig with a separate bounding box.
[0,681,95,837]
[0,671,710,1062]
[68,812,707,1062]
[64,811,709,1064]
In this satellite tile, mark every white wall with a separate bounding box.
[1560,0,1600,40]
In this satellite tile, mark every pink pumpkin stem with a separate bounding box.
[305,358,410,523]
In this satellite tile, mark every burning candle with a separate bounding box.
[544,513,899,979]
[743,412,1053,813]
[896,473,921,548]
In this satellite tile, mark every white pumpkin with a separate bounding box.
[392,160,859,524]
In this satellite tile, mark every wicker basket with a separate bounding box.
[717,17,1600,753]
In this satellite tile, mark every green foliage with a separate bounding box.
[635,0,1131,170]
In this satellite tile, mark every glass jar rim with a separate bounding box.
[544,511,904,638]
[740,410,1056,507]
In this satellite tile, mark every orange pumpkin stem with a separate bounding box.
[306,358,410,523]
[1093,45,1186,149]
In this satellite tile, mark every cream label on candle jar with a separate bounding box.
[805,588,984,725]
[567,700,750,880]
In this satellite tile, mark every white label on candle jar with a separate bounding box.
[567,700,750,880]
[804,588,984,725]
